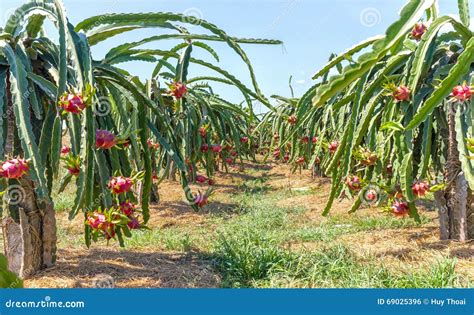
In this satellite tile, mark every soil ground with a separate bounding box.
[3,161,472,288]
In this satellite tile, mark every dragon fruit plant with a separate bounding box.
[0,0,280,278]
[136,20,280,206]
[264,0,473,241]
[0,0,160,278]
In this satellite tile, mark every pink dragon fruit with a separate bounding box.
[412,181,430,198]
[127,217,140,230]
[108,176,133,194]
[196,175,207,184]
[273,148,281,159]
[287,115,297,125]
[391,200,409,217]
[201,144,209,153]
[365,189,378,202]
[96,129,117,150]
[199,127,207,138]
[450,83,472,102]
[328,141,339,154]
[59,93,86,114]
[240,137,249,144]
[345,175,361,191]
[194,193,208,208]
[147,138,160,150]
[0,158,29,179]
[102,222,116,240]
[87,212,107,229]
[169,82,188,99]
[61,145,71,155]
[411,22,426,40]
[392,85,410,102]
[119,201,136,217]
[211,144,222,153]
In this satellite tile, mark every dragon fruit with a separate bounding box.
[450,83,472,102]
[411,22,426,40]
[296,157,305,165]
[61,145,71,155]
[62,154,81,177]
[287,115,297,125]
[127,217,140,230]
[87,212,107,229]
[169,82,187,99]
[240,137,249,144]
[345,175,361,191]
[96,129,117,150]
[211,144,222,153]
[199,127,207,138]
[412,181,430,198]
[0,158,29,179]
[147,138,160,150]
[102,223,116,240]
[391,200,409,217]
[59,93,86,114]
[365,189,378,202]
[273,148,281,159]
[196,175,207,184]
[328,141,339,154]
[194,193,208,208]
[108,176,133,194]
[119,201,135,217]
[392,85,410,102]
[201,144,209,153]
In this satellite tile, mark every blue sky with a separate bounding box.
[1,0,469,112]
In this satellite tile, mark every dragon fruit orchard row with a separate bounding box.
[0,81,219,242]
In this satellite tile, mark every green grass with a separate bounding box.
[127,228,198,252]
[207,188,469,288]
[212,221,465,288]
[53,167,470,288]
[238,176,271,194]
[53,193,76,213]
[51,170,76,213]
